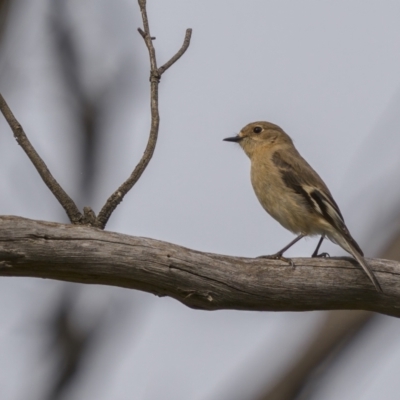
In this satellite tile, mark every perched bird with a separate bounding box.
[224,121,382,292]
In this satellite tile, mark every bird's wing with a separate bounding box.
[272,150,363,255]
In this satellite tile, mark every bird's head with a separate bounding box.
[224,121,292,158]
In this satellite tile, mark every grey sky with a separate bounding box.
[1,1,400,399]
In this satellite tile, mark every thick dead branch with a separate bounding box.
[0,216,399,317]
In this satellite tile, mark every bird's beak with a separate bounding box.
[223,135,243,143]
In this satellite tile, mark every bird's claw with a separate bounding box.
[312,252,330,258]
[257,253,295,267]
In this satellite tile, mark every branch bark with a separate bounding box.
[0,216,399,317]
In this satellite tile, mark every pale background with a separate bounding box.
[1,1,400,399]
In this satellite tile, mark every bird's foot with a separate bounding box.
[257,253,295,267]
[312,252,330,258]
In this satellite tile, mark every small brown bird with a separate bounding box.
[224,121,382,292]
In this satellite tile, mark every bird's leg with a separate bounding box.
[311,235,330,258]
[257,234,305,266]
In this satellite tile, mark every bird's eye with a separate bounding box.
[253,126,262,134]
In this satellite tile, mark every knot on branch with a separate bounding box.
[82,207,98,226]
[150,69,161,83]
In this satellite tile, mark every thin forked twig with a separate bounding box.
[0,93,83,224]
[96,0,192,229]
[158,29,192,76]
[0,0,190,229]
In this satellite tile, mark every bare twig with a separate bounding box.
[96,0,192,229]
[0,0,191,229]
[43,288,105,400]
[0,216,399,317]
[258,310,373,400]
[0,94,83,224]
[158,29,192,75]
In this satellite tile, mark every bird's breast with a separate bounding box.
[250,160,324,235]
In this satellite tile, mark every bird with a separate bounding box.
[224,121,382,292]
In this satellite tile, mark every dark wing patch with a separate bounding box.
[272,151,292,169]
[310,190,340,227]
[273,151,344,221]
[272,152,315,212]
[310,189,364,256]
[312,188,344,222]
[272,151,364,255]
[280,170,315,212]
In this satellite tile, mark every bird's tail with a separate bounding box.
[329,231,382,293]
